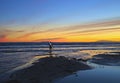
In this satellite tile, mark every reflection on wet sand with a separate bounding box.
[80,50,120,58]
[90,52,120,66]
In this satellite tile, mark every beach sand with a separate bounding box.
[6,56,92,83]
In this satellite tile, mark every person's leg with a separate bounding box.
[49,48,52,56]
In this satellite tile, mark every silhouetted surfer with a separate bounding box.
[48,42,53,56]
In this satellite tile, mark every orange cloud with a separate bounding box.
[17,31,43,38]
[0,34,8,42]
[0,18,120,42]
[0,29,25,42]
[66,27,120,36]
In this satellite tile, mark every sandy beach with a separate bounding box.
[5,56,92,83]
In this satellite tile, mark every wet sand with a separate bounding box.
[4,52,120,83]
[6,56,91,83]
[90,52,120,66]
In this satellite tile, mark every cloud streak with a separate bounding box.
[34,37,65,42]
[66,27,120,36]
[53,19,120,32]
[0,18,120,42]
[33,18,120,35]
[0,29,24,41]
[17,31,44,38]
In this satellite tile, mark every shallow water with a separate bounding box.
[0,42,120,74]
[0,42,120,83]
[54,62,120,83]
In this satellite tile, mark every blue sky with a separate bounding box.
[0,0,120,42]
[0,0,120,26]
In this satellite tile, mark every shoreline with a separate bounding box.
[2,52,120,83]
[5,55,92,83]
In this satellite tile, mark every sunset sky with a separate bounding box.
[0,0,120,42]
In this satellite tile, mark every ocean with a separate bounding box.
[0,42,120,75]
[0,42,120,83]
